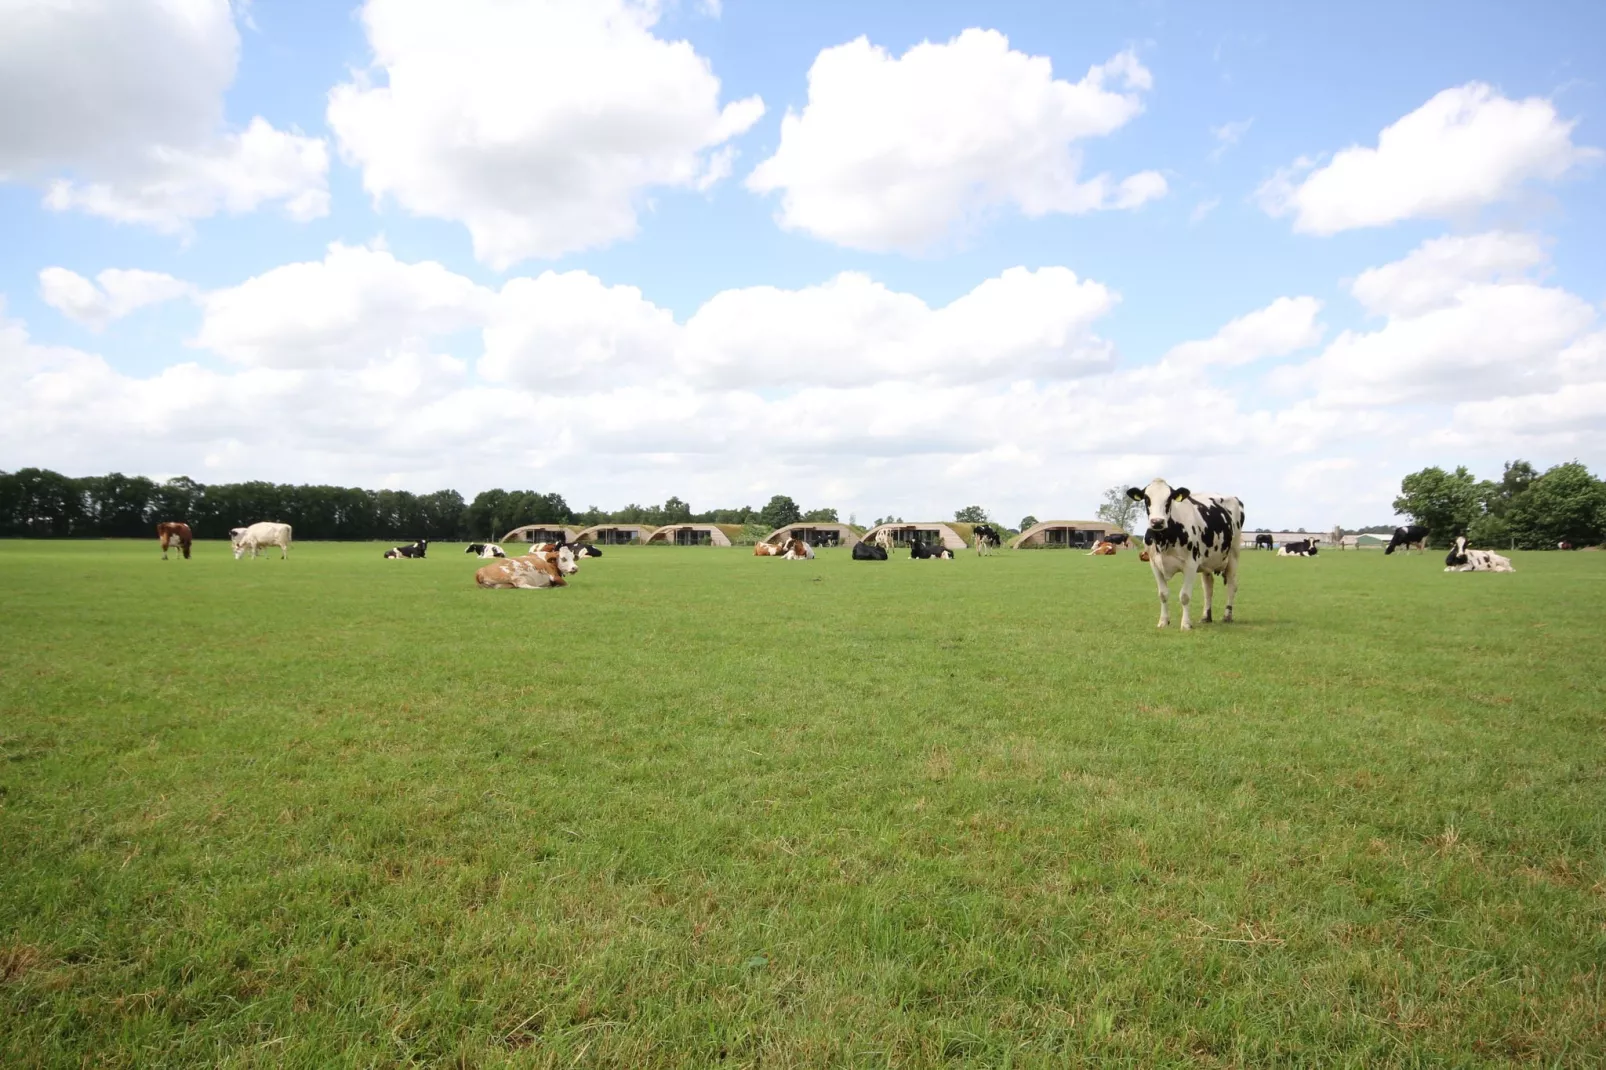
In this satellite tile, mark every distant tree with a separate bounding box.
[1393,466,1480,546]
[1018,515,1038,532]
[1095,485,1140,533]
[1506,461,1606,548]
[662,496,693,524]
[802,507,839,523]
[953,505,989,523]
[760,495,802,529]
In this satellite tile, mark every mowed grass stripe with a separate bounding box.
[1,541,1603,1066]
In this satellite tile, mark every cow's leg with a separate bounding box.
[1152,565,1171,628]
[1202,571,1215,623]
[1222,552,1239,623]
[1178,560,1199,630]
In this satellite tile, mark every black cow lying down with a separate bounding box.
[853,542,888,560]
[910,541,954,560]
[385,539,427,559]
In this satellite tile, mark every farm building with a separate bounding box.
[861,522,968,551]
[1011,519,1122,549]
[646,524,743,546]
[761,523,862,548]
[574,524,655,545]
[501,524,582,544]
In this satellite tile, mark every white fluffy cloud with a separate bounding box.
[0,0,329,230]
[1160,296,1324,370]
[39,267,195,330]
[327,0,764,268]
[1259,83,1599,234]
[194,243,492,369]
[747,31,1166,251]
[1280,232,1599,407]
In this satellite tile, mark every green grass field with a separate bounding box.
[2,540,1603,1067]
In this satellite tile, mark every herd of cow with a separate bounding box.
[151,481,1519,630]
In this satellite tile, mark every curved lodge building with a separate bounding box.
[501,524,582,544]
[646,524,744,546]
[1011,519,1121,549]
[860,522,968,551]
[761,523,862,548]
[573,524,655,545]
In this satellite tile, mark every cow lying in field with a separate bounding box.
[475,555,566,589]
[910,541,953,560]
[1277,539,1317,557]
[231,522,293,560]
[1444,535,1514,573]
[852,542,888,560]
[527,543,580,575]
[783,539,815,560]
[1087,540,1119,556]
[385,540,427,559]
[754,542,785,556]
[465,543,506,558]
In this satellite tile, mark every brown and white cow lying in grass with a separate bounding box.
[1087,540,1119,556]
[476,554,567,589]
[783,539,815,560]
[754,542,785,556]
[526,543,580,575]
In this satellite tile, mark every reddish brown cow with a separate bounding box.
[476,555,566,589]
[157,522,192,560]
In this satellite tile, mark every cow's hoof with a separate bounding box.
[1180,622,1192,632]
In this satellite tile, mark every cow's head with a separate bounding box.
[1126,479,1191,530]
[554,545,578,574]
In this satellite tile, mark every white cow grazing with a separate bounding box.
[1127,478,1244,630]
[1444,535,1514,573]
[232,522,293,560]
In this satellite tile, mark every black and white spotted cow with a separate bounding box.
[1444,535,1514,573]
[1277,539,1318,557]
[1384,524,1430,555]
[972,524,1002,556]
[910,541,954,560]
[1126,479,1244,630]
[465,542,506,558]
[384,539,428,559]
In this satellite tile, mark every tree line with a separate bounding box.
[0,468,849,542]
[1393,460,1606,549]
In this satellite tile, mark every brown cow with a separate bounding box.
[157,522,192,560]
[1087,540,1119,556]
[476,555,566,589]
[753,542,785,556]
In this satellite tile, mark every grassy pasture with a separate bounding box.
[1,539,1603,1067]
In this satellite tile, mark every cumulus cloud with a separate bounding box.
[1279,232,1598,407]
[39,267,195,330]
[1259,84,1599,234]
[327,0,765,268]
[194,243,493,369]
[746,31,1166,251]
[1160,296,1324,371]
[0,0,329,230]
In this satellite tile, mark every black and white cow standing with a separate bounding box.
[1126,479,1244,630]
[1384,525,1429,555]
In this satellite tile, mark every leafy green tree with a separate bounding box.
[1095,485,1140,533]
[953,505,989,523]
[802,507,839,523]
[1018,515,1038,532]
[662,496,693,524]
[1506,462,1606,548]
[1392,466,1480,546]
[760,495,801,529]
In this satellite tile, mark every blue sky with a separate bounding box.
[2,0,1603,528]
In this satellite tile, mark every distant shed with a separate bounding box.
[646,524,743,546]
[574,524,655,545]
[761,523,862,548]
[1011,519,1121,550]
